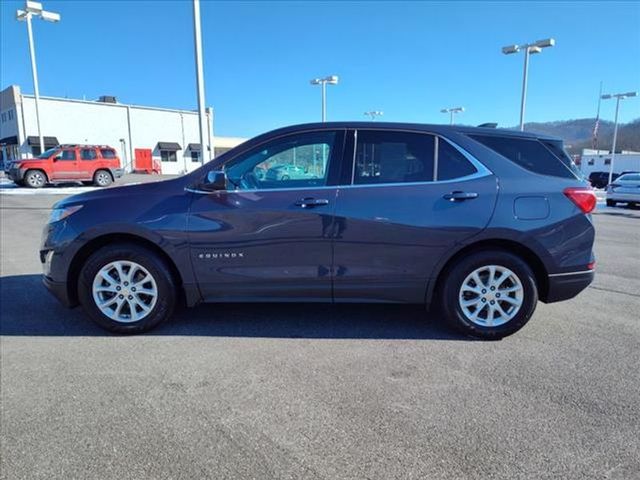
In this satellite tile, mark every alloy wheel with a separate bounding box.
[458,265,524,327]
[92,260,158,323]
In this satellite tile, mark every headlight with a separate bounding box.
[49,205,83,223]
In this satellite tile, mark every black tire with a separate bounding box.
[606,199,616,207]
[93,169,113,187]
[77,243,177,334]
[439,250,538,339]
[24,169,47,188]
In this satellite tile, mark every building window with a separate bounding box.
[160,150,177,162]
[31,146,42,156]
[604,158,611,165]
[7,109,13,121]
[1,113,5,123]
[191,151,200,162]
[588,159,594,166]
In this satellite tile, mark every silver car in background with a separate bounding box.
[606,173,640,207]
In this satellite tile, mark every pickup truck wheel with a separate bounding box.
[78,243,176,334]
[24,169,47,188]
[93,170,113,187]
[439,250,538,339]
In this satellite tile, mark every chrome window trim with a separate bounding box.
[188,128,493,195]
[433,136,439,181]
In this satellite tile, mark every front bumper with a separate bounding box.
[7,167,25,182]
[42,274,75,308]
[545,270,594,303]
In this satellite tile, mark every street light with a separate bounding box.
[310,75,339,122]
[502,38,555,131]
[601,91,638,185]
[440,106,464,125]
[364,111,383,121]
[192,0,208,164]
[16,1,61,155]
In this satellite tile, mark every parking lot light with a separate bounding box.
[16,1,61,155]
[440,106,464,125]
[502,38,555,131]
[310,75,339,122]
[601,91,638,185]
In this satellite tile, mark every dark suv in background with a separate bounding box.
[40,123,596,339]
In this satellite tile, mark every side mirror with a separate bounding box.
[53,155,62,161]
[201,170,227,191]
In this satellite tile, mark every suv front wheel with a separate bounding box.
[77,243,177,333]
[439,250,538,339]
[24,169,47,188]
[93,169,113,187]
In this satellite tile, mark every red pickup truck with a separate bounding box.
[6,144,124,188]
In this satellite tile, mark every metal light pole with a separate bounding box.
[310,75,339,122]
[16,1,60,155]
[601,91,638,185]
[440,107,464,125]
[192,0,208,164]
[502,38,555,131]
[364,111,383,121]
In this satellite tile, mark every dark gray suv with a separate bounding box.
[41,123,596,338]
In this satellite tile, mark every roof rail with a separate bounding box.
[477,123,498,128]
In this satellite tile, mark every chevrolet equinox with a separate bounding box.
[41,123,596,338]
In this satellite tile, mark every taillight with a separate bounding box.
[587,261,596,270]
[563,187,597,214]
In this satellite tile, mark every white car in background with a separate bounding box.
[606,173,640,208]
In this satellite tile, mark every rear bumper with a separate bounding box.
[42,275,75,308]
[606,193,640,203]
[113,168,125,179]
[544,270,594,303]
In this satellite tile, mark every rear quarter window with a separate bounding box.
[100,148,117,159]
[469,134,578,179]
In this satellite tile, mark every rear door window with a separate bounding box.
[80,148,97,161]
[469,134,578,179]
[437,139,477,180]
[354,131,435,185]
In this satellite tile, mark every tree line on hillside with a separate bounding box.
[523,118,640,154]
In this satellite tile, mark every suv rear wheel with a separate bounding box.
[93,169,113,187]
[439,250,538,339]
[24,169,47,188]
[77,243,176,333]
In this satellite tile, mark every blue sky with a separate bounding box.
[1,1,639,137]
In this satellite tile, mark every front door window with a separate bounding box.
[224,131,336,190]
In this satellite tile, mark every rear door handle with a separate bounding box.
[295,197,329,208]
[443,191,479,201]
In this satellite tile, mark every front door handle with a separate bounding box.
[295,197,329,208]
[443,191,479,201]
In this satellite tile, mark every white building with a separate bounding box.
[0,85,246,175]
[578,148,640,177]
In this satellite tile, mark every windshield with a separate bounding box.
[38,147,59,159]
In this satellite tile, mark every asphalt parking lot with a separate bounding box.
[1,183,639,480]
